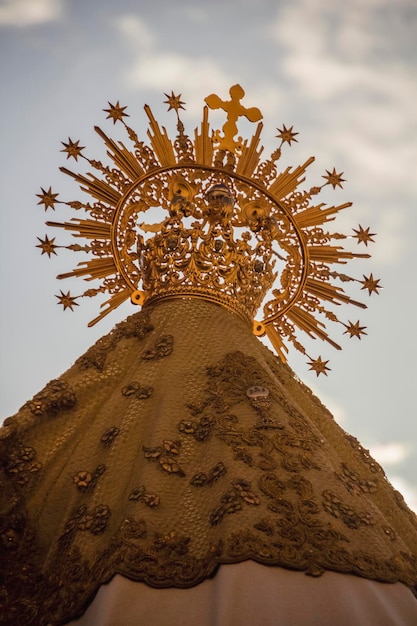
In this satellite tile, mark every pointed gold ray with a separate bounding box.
[88,288,132,327]
[286,305,342,349]
[305,278,367,309]
[94,126,144,181]
[265,324,288,363]
[60,167,121,206]
[194,106,213,166]
[268,157,315,199]
[236,122,263,177]
[308,245,370,264]
[57,257,117,281]
[46,219,111,239]
[295,202,352,228]
[144,105,176,166]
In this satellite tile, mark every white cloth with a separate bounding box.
[70,561,417,626]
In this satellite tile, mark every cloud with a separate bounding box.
[368,442,410,465]
[114,15,284,121]
[114,15,235,117]
[116,14,155,51]
[0,0,63,27]
[268,1,417,152]
[267,0,417,268]
[371,208,408,266]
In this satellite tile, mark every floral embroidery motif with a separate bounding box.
[129,486,160,507]
[336,463,378,495]
[257,473,349,569]
[120,517,147,540]
[322,490,375,529]
[72,464,105,492]
[115,312,154,340]
[179,352,323,475]
[76,311,154,371]
[178,417,214,441]
[4,444,42,486]
[26,379,76,417]
[101,427,120,447]
[210,479,260,526]
[190,462,227,487]
[345,434,385,475]
[121,381,153,399]
[76,336,114,371]
[141,335,174,360]
[151,530,191,559]
[143,440,185,477]
[60,504,111,541]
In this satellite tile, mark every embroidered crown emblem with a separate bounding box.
[36,85,380,374]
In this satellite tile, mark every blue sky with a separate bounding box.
[1,0,416,509]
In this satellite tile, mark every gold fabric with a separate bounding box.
[1,299,417,625]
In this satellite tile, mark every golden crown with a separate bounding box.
[36,85,381,375]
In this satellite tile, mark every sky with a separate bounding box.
[0,0,416,510]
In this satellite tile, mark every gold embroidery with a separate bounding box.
[4,443,42,486]
[143,440,185,477]
[76,311,154,371]
[322,490,375,529]
[60,503,111,541]
[26,379,76,417]
[141,335,174,360]
[72,464,105,492]
[336,462,378,495]
[190,461,227,487]
[210,479,261,526]
[121,381,153,399]
[179,417,214,441]
[100,427,120,447]
[128,486,160,508]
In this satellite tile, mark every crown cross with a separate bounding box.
[205,84,262,154]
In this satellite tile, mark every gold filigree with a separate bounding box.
[37,85,381,374]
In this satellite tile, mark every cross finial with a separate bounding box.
[205,84,262,153]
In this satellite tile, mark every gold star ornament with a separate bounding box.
[308,356,331,377]
[164,91,186,113]
[343,320,367,339]
[353,225,376,246]
[36,186,59,211]
[55,290,79,311]
[36,235,58,258]
[360,274,382,296]
[322,168,346,189]
[61,138,85,161]
[103,101,129,124]
[276,124,299,145]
